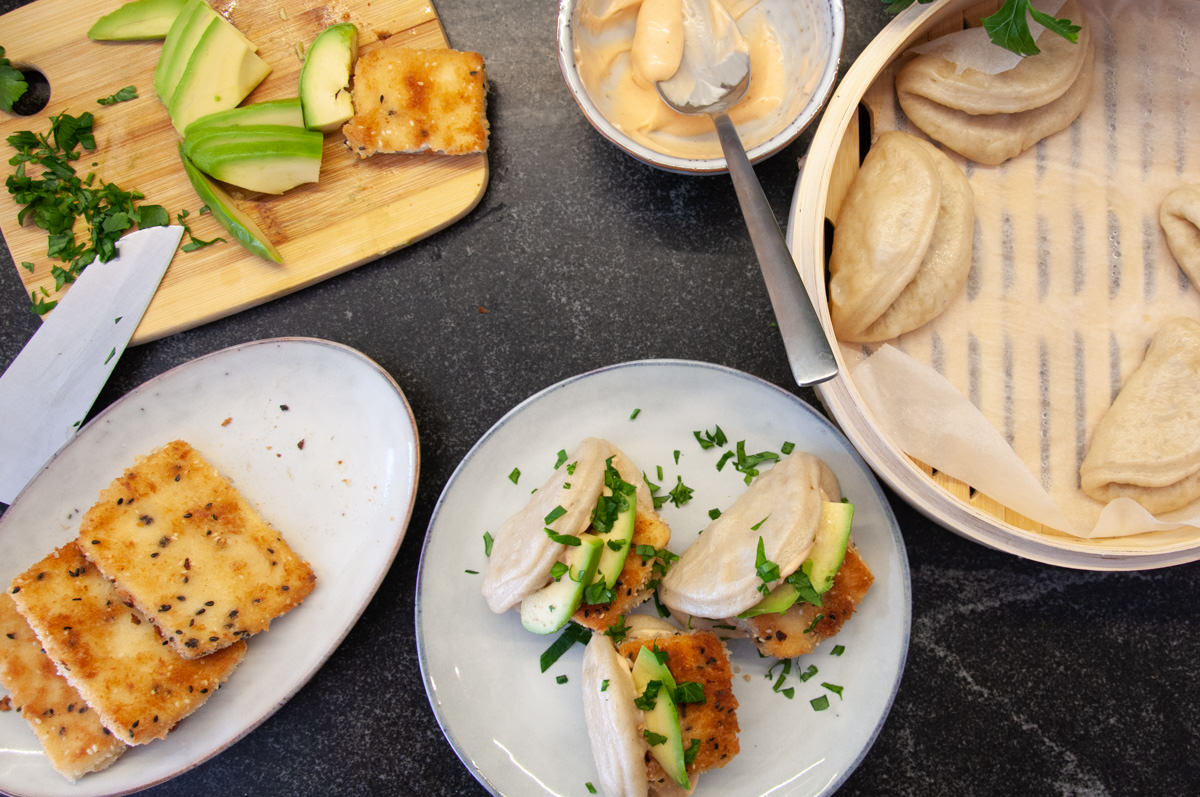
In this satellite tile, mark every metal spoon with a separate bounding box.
[657,0,837,387]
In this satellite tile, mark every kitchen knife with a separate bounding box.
[0,225,184,505]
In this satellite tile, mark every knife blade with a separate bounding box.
[0,225,184,505]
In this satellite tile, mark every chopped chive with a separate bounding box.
[810,694,830,711]
[586,783,597,794]
[544,505,567,524]
[781,440,795,454]
[629,408,641,420]
[799,664,818,682]
[545,528,581,546]
[715,450,735,471]
[464,569,479,574]
[600,679,609,692]
[556,674,568,684]
[822,682,844,699]
[482,531,494,557]
[672,449,680,464]
[831,644,845,656]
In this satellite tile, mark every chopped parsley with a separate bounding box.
[96,85,137,105]
[684,738,701,766]
[634,680,662,710]
[549,561,569,581]
[754,537,780,594]
[708,507,721,520]
[538,622,591,672]
[666,475,694,507]
[544,505,567,525]
[603,614,629,645]
[508,467,521,484]
[643,729,668,746]
[0,47,27,112]
[693,425,727,449]
[583,579,615,605]
[554,448,568,469]
[732,440,780,484]
[673,681,705,704]
[544,528,581,546]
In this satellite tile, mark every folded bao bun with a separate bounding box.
[1080,317,1200,514]
[581,618,739,797]
[828,130,974,343]
[1160,184,1200,288]
[658,451,840,619]
[895,0,1093,165]
[482,437,614,613]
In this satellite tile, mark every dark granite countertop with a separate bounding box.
[1,0,1197,795]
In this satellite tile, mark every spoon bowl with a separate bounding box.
[557,0,846,173]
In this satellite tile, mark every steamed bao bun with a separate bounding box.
[828,130,974,343]
[894,0,1093,166]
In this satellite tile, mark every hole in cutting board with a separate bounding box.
[9,67,50,116]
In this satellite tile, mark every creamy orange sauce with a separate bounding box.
[575,0,798,160]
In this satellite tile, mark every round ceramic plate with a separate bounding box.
[417,360,910,796]
[0,338,419,796]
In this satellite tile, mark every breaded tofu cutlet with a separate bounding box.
[617,631,740,784]
[9,542,246,745]
[573,506,672,631]
[343,46,488,157]
[0,594,127,781]
[77,440,316,660]
[733,544,874,659]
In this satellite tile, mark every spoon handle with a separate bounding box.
[712,111,837,387]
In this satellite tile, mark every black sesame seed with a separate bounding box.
[204,601,214,606]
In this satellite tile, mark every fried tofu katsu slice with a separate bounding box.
[0,594,127,781]
[573,506,672,631]
[342,46,489,157]
[617,630,740,782]
[9,542,246,745]
[733,544,874,659]
[77,440,315,660]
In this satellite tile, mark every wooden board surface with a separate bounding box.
[0,0,489,344]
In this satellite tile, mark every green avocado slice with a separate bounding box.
[178,146,282,263]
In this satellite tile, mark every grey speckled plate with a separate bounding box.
[0,338,419,796]
[417,359,910,797]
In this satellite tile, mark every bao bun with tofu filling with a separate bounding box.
[658,450,840,619]
[582,616,739,797]
[482,438,670,632]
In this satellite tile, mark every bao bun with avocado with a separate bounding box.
[482,438,671,636]
[659,449,874,660]
[582,616,739,797]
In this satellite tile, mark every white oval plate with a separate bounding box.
[0,338,419,797]
[417,360,910,797]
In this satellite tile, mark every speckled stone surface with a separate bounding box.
[1,1,1198,795]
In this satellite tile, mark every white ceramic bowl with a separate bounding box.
[557,0,845,174]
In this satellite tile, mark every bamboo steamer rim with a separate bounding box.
[789,0,1200,570]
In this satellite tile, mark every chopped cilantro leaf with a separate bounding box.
[673,681,705,704]
[544,528,582,546]
[96,85,137,105]
[538,622,591,672]
[643,729,668,746]
[0,47,28,112]
[684,739,701,766]
[554,448,568,469]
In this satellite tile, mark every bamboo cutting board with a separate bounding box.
[0,0,489,343]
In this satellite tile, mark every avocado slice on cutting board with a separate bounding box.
[178,146,281,263]
[184,98,305,136]
[89,0,188,41]
[154,0,212,101]
[298,22,358,132]
[182,124,323,194]
[168,15,271,134]
[630,645,690,790]
[520,534,604,635]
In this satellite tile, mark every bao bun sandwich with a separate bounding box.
[581,615,739,797]
[482,437,671,635]
[659,449,874,659]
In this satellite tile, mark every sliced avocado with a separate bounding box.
[88,0,188,41]
[182,124,323,194]
[801,501,854,594]
[520,534,604,635]
[298,22,358,132]
[738,501,854,617]
[154,0,209,101]
[178,146,282,262]
[630,645,689,790]
[184,98,305,136]
[168,16,271,134]
[592,477,637,589]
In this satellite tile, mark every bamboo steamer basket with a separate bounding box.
[788,0,1200,569]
